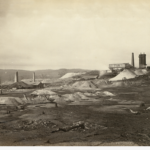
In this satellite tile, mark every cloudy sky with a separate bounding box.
[0,0,150,70]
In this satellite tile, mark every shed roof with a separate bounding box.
[22,81,42,86]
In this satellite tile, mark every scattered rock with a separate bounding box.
[51,121,85,133]
[129,109,140,115]
[146,107,150,110]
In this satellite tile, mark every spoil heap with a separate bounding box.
[0,97,24,106]
[141,69,148,75]
[98,72,117,80]
[61,92,89,102]
[134,69,145,76]
[111,81,128,87]
[93,79,110,88]
[60,72,85,79]
[109,69,136,81]
[2,81,32,89]
[31,89,57,96]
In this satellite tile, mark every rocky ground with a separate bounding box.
[0,84,150,146]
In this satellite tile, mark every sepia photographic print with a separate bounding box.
[0,0,150,146]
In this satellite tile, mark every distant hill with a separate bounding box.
[0,69,90,83]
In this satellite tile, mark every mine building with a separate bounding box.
[109,53,135,72]
[30,82,44,89]
[139,53,146,69]
[21,72,44,88]
[109,63,133,72]
[22,81,44,89]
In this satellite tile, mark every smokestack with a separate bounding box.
[14,72,19,83]
[33,72,35,82]
[131,53,134,67]
[139,53,142,68]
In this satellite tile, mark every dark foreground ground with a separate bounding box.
[0,86,150,146]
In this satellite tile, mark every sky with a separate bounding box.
[0,0,150,70]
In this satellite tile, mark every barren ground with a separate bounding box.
[0,85,150,146]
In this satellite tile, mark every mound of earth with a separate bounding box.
[93,79,110,88]
[103,91,115,96]
[109,69,136,81]
[75,92,89,100]
[2,81,32,89]
[0,94,59,106]
[110,81,129,87]
[134,69,145,76]
[31,89,57,96]
[84,92,97,97]
[0,97,24,106]
[83,91,115,97]
[71,81,97,89]
[141,69,148,74]
[95,91,115,96]
[62,94,80,102]
[62,92,89,101]
[0,96,40,106]
[60,72,85,79]
[113,82,125,87]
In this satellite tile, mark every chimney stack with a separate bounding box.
[33,72,35,82]
[14,71,19,83]
[131,53,134,67]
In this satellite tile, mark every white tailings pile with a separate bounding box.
[96,91,115,96]
[60,72,85,79]
[103,91,115,96]
[109,69,136,81]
